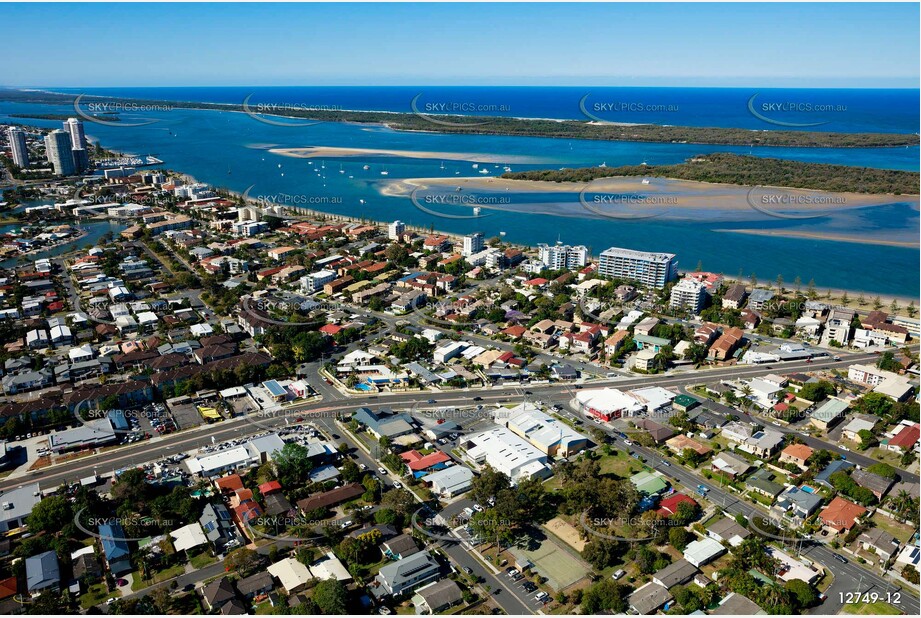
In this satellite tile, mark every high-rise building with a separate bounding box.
[44,130,76,176]
[669,278,708,313]
[71,147,89,174]
[63,118,87,149]
[388,220,405,240]
[63,118,89,173]
[462,232,484,256]
[598,246,677,289]
[7,127,29,168]
[537,243,589,270]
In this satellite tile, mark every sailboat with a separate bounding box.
[440,161,445,170]
[380,168,389,176]
[599,162,607,168]
[339,164,345,174]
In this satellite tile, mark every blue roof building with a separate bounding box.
[99,522,133,576]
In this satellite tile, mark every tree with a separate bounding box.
[313,579,348,614]
[225,547,261,577]
[26,496,73,535]
[857,429,877,451]
[669,526,692,551]
[866,463,897,479]
[798,380,836,403]
[785,579,818,609]
[469,465,511,505]
[273,442,314,487]
[380,488,416,515]
[581,538,623,570]
[581,580,629,614]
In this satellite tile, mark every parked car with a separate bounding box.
[612,569,626,580]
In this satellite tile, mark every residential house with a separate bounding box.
[819,497,867,535]
[372,551,441,598]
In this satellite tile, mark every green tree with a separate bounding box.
[313,579,348,614]
[273,442,314,487]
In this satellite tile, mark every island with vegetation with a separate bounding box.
[2,89,919,149]
[502,153,921,195]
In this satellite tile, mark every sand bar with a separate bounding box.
[382,176,917,213]
[269,146,547,164]
[715,228,918,248]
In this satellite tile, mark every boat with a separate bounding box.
[380,170,389,176]
[599,162,607,168]
[503,166,512,172]
[479,169,489,174]
[472,163,479,169]
[278,163,282,168]
[363,164,370,170]
[440,161,445,170]
[473,207,481,216]
[641,178,650,185]
[339,164,345,174]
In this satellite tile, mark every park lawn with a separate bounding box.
[170,592,204,615]
[80,583,116,609]
[189,551,217,570]
[841,600,903,615]
[869,513,916,543]
[868,447,907,469]
[598,451,645,478]
[130,563,186,591]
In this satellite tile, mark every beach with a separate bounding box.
[381,175,916,214]
[269,146,547,164]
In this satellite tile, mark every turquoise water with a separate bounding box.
[1,98,917,296]
[0,219,126,268]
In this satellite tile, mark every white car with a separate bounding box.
[612,569,626,580]
[393,482,402,489]
[473,503,484,512]
[623,439,633,446]
[378,467,387,475]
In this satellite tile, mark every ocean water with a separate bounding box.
[48,86,921,135]
[2,87,918,297]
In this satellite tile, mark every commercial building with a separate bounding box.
[598,247,677,289]
[574,387,644,421]
[500,402,589,457]
[0,482,41,533]
[463,426,551,483]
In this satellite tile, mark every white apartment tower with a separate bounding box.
[598,246,677,289]
[7,127,29,168]
[44,130,76,176]
[462,232,484,257]
[388,220,405,240]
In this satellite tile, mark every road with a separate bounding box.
[550,404,920,615]
[676,385,920,485]
[2,351,888,495]
[5,341,913,615]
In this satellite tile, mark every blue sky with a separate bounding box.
[1,2,918,87]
